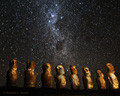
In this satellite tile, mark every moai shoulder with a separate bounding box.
[96,70,106,89]
[6,59,18,87]
[70,65,80,90]
[24,61,37,87]
[83,67,93,89]
[106,63,119,89]
[56,65,66,89]
[41,63,53,88]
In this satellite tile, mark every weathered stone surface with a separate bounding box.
[56,65,66,88]
[70,65,80,90]
[41,63,53,88]
[96,70,106,89]
[6,59,18,87]
[24,61,36,87]
[83,67,93,89]
[106,63,119,89]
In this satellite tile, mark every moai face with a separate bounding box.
[96,70,104,77]
[43,63,51,72]
[9,59,18,70]
[27,61,35,70]
[106,63,115,73]
[83,67,91,76]
[70,65,78,74]
[56,65,65,75]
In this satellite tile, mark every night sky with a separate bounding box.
[0,0,120,89]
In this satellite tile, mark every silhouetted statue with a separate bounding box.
[24,61,36,87]
[41,63,53,88]
[6,59,18,87]
[69,65,80,90]
[56,65,66,89]
[106,63,119,89]
[96,70,106,89]
[83,67,93,89]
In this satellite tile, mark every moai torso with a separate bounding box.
[24,61,36,87]
[70,65,80,90]
[6,59,18,87]
[106,63,119,89]
[56,65,66,88]
[83,67,93,89]
[96,70,106,89]
[42,63,53,88]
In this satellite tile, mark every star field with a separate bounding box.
[0,0,120,89]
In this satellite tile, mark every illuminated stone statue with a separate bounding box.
[41,63,53,88]
[69,65,80,90]
[24,61,36,87]
[96,70,106,89]
[83,67,93,89]
[106,63,119,89]
[6,59,18,87]
[56,65,66,88]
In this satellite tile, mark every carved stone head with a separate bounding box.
[106,63,115,73]
[43,63,51,72]
[70,65,78,74]
[96,70,104,77]
[56,65,65,75]
[83,67,91,76]
[9,59,18,70]
[27,61,35,70]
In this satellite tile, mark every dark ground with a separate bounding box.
[0,87,120,96]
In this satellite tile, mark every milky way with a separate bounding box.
[0,0,120,89]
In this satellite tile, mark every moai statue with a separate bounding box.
[56,65,66,89]
[69,65,80,90]
[41,63,53,88]
[83,67,93,89]
[24,61,37,87]
[106,63,119,89]
[6,59,18,87]
[96,70,106,89]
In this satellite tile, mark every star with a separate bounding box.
[0,0,119,89]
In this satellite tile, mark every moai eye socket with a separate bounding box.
[85,69,88,71]
[108,64,110,66]
[59,67,62,70]
[12,61,14,65]
[45,65,48,68]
